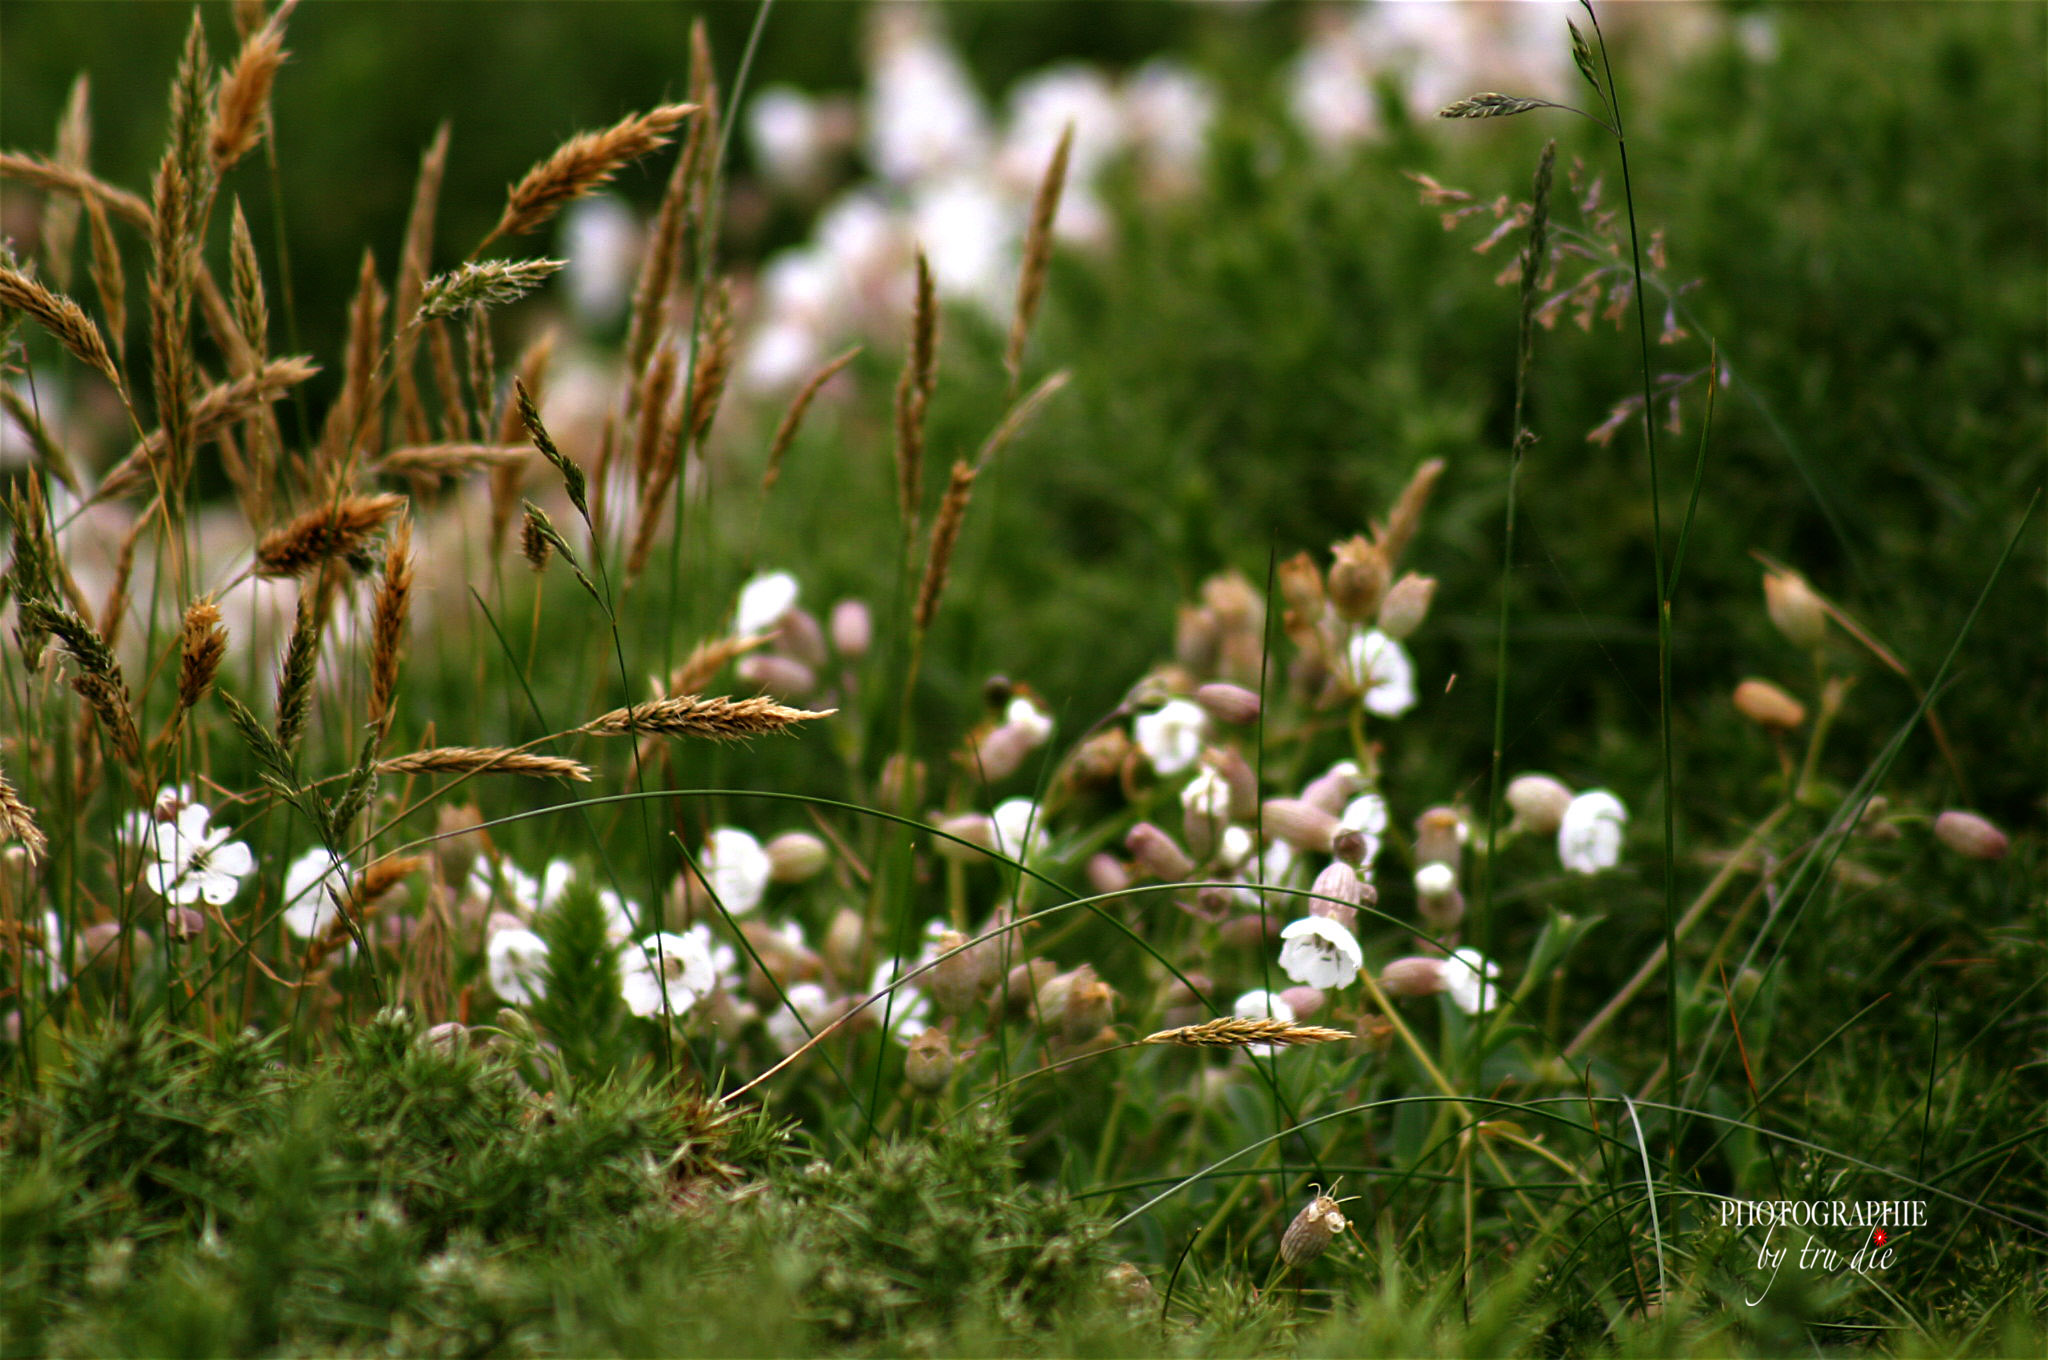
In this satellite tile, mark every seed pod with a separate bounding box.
[1262,798,1339,853]
[1125,822,1194,882]
[1934,810,2008,861]
[1376,572,1436,639]
[1194,682,1261,726]
[1328,536,1391,622]
[1003,959,1059,1016]
[904,1025,954,1094]
[1280,1188,1349,1267]
[1310,861,1362,911]
[928,929,992,1015]
[1763,569,1828,651]
[765,831,831,883]
[1506,774,1574,836]
[823,907,866,984]
[1733,678,1806,730]
[1277,551,1324,620]
[1414,806,1466,873]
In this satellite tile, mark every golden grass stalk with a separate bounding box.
[0,385,82,493]
[1374,457,1446,570]
[377,746,590,781]
[313,248,387,477]
[83,196,126,368]
[254,492,404,579]
[209,0,295,174]
[685,279,733,450]
[0,762,48,864]
[194,251,256,378]
[0,266,119,386]
[425,317,468,440]
[581,694,834,741]
[375,443,528,478]
[18,599,142,768]
[1141,1017,1353,1048]
[668,634,768,697]
[227,198,269,357]
[892,251,937,548]
[913,460,976,636]
[102,355,316,502]
[177,597,227,710]
[414,258,564,321]
[97,510,147,651]
[147,153,194,491]
[393,123,451,443]
[519,511,553,572]
[630,343,680,491]
[0,152,154,231]
[273,586,322,757]
[302,855,423,973]
[624,123,695,383]
[1005,122,1072,386]
[42,75,91,291]
[762,345,860,494]
[482,103,696,247]
[490,334,556,552]
[367,512,412,735]
[974,369,1070,472]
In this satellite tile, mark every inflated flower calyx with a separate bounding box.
[904,1025,954,1094]
[1763,569,1828,651]
[1505,774,1573,836]
[1328,536,1391,622]
[1376,572,1436,639]
[1280,1186,1353,1266]
[1733,678,1806,730]
[1934,810,2008,861]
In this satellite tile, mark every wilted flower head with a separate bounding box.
[1559,790,1628,874]
[282,848,352,940]
[1280,1185,1351,1267]
[1279,914,1364,990]
[142,801,254,907]
[487,928,550,1005]
[620,929,718,1018]
[700,828,772,914]
[1134,698,1208,775]
[735,571,800,636]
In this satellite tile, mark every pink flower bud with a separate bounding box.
[830,599,872,660]
[765,832,831,883]
[1376,573,1436,639]
[1733,679,1806,730]
[1086,853,1132,896]
[1195,682,1262,726]
[1934,810,2008,861]
[737,653,817,698]
[774,607,830,669]
[1763,570,1828,651]
[1125,822,1195,882]
[1262,799,1339,853]
[1379,956,1448,997]
[933,814,996,863]
[1279,984,1326,1017]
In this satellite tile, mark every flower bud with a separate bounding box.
[1037,964,1114,1044]
[1205,748,1259,823]
[1506,774,1574,836]
[933,814,996,863]
[1330,828,1369,868]
[1003,959,1059,1016]
[967,722,1037,781]
[774,607,830,670]
[1219,913,1284,948]
[823,907,866,984]
[1174,605,1219,674]
[1280,1189,1349,1267]
[1302,761,1365,817]
[877,754,925,813]
[1379,956,1448,997]
[432,804,486,889]
[1376,573,1437,639]
[1733,679,1806,730]
[1125,822,1194,882]
[1763,569,1828,651]
[737,653,817,699]
[1277,551,1325,619]
[1062,727,1131,789]
[1194,682,1261,727]
[165,906,206,940]
[830,598,872,660]
[1310,860,1362,910]
[1414,807,1467,872]
[929,930,993,1015]
[904,1025,954,1094]
[1415,861,1464,932]
[1086,853,1132,897]
[1934,810,2008,861]
[765,831,831,883]
[1261,799,1339,854]
[1327,537,1391,622]
[1279,984,1325,1017]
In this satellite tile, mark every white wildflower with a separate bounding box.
[281,849,352,940]
[1133,698,1208,775]
[700,828,772,914]
[868,958,933,1044]
[1344,628,1417,718]
[1338,793,1388,866]
[1558,790,1628,874]
[1278,915,1364,990]
[735,571,800,636]
[142,801,254,907]
[620,929,718,1019]
[990,798,1048,862]
[1232,988,1298,1057]
[1180,767,1232,823]
[1444,948,1500,1015]
[1004,694,1055,747]
[487,928,550,1006]
[766,981,836,1053]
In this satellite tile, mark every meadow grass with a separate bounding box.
[1,3,2042,1355]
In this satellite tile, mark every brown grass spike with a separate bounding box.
[254,492,404,579]
[1005,122,1072,387]
[367,512,413,736]
[482,103,696,247]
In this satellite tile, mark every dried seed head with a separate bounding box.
[1763,569,1828,651]
[1733,678,1806,730]
[928,929,994,1015]
[1377,572,1437,640]
[1327,536,1391,622]
[1933,810,2008,862]
[1506,773,1574,835]
[1003,958,1059,1017]
[904,1025,954,1094]
[1280,1188,1350,1267]
[176,598,227,710]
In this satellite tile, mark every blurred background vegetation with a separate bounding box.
[4,0,2042,833]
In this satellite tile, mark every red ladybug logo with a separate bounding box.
[1874,1229,1888,1247]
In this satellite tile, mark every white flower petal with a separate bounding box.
[1558,790,1628,874]
[1278,915,1364,990]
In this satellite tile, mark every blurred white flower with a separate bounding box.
[1004,694,1055,747]
[748,84,829,188]
[736,571,800,636]
[561,196,639,327]
[1345,628,1417,717]
[282,849,352,940]
[620,929,718,1018]
[1338,793,1388,867]
[487,928,550,1005]
[142,802,254,907]
[1232,988,1297,1057]
[1279,915,1363,990]
[597,888,644,943]
[1289,27,1378,153]
[1122,59,1216,183]
[1232,837,1298,905]
[1444,947,1500,1015]
[700,828,772,914]
[990,797,1048,862]
[1134,698,1208,775]
[467,858,573,919]
[1558,790,1628,874]
[1414,861,1456,897]
[868,958,932,1044]
[911,174,1013,313]
[865,5,989,185]
[766,980,836,1052]
[1180,768,1232,824]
